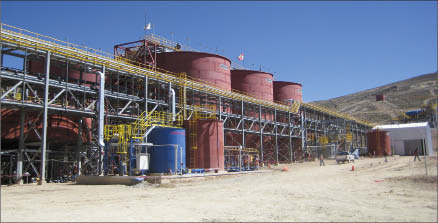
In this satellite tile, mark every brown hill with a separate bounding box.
[312,73,438,125]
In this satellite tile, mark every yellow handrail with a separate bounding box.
[0,23,373,127]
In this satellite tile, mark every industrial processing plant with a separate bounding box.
[2,1,438,221]
[1,23,374,184]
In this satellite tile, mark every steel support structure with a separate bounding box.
[0,24,372,184]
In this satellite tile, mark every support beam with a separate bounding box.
[118,100,132,115]
[274,108,278,164]
[47,89,66,105]
[0,81,23,100]
[144,76,148,112]
[241,99,245,148]
[0,43,2,171]
[259,105,263,162]
[301,110,305,159]
[17,109,25,184]
[77,119,82,176]
[39,51,50,185]
[288,111,293,162]
[219,97,222,121]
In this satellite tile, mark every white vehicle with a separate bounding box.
[335,151,355,164]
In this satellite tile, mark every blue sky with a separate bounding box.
[1,1,437,102]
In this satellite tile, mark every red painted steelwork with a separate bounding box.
[196,120,224,170]
[273,81,303,103]
[156,51,232,91]
[28,60,99,87]
[367,130,391,157]
[1,109,92,145]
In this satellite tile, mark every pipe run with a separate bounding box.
[169,83,176,121]
[97,66,106,148]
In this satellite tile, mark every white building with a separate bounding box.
[373,122,434,156]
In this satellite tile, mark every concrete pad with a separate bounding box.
[76,176,144,186]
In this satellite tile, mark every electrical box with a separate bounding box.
[136,154,149,170]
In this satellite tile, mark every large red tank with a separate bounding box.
[231,69,274,121]
[196,120,224,170]
[0,59,97,147]
[231,70,274,101]
[156,51,232,91]
[273,81,303,103]
[1,109,92,146]
[28,60,99,87]
[367,130,391,157]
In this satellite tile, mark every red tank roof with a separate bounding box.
[231,69,274,101]
[156,51,232,91]
[273,81,303,103]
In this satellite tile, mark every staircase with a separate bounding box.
[104,111,182,154]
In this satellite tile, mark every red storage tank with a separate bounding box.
[28,60,99,87]
[1,109,92,145]
[273,81,303,103]
[231,69,274,101]
[156,51,232,91]
[231,69,274,120]
[196,120,224,170]
[225,132,258,148]
[367,130,391,157]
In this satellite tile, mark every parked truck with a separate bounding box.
[335,151,355,164]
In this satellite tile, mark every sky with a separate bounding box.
[1,1,437,102]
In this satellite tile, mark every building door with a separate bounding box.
[403,139,423,155]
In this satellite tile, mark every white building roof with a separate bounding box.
[373,122,429,129]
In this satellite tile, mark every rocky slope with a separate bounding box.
[312,73,438,124]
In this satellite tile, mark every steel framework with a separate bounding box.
[0,23,372,184]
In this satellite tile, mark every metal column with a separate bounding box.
[219,97,222,121]
[39,51,50,185]
[241,99,245,148]
[0,43,2,169]
[17,109,25,184]
[144,76,148,112]
[274,108,278,164]
[76,119,82,176]
[259,105,263,162]
[0,43,3,67]
[288,110,293,162]
[168,82,172,114]
[301,110,305,158]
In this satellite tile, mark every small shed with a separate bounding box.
[372,122,434,156]
[376,94,385,101]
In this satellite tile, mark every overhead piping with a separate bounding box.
[169,83,176,121]
[97,66,105,148]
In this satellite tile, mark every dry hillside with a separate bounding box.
[312,73,438,124]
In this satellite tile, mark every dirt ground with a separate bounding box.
[1,156,437,222]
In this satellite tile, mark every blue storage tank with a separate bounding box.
[405,109,424,117]
[148,127,186,173]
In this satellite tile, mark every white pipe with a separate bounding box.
[179,146,183,175]
[175,145,178,175]
[170,88,176,121]
[97,66,105,148]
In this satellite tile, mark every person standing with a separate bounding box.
[319,154,325,166]
[414,147,421,162]
[384,150,388,163]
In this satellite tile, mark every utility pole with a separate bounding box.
[422,138,428,176]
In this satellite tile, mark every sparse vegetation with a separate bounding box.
[314,73,438,124]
